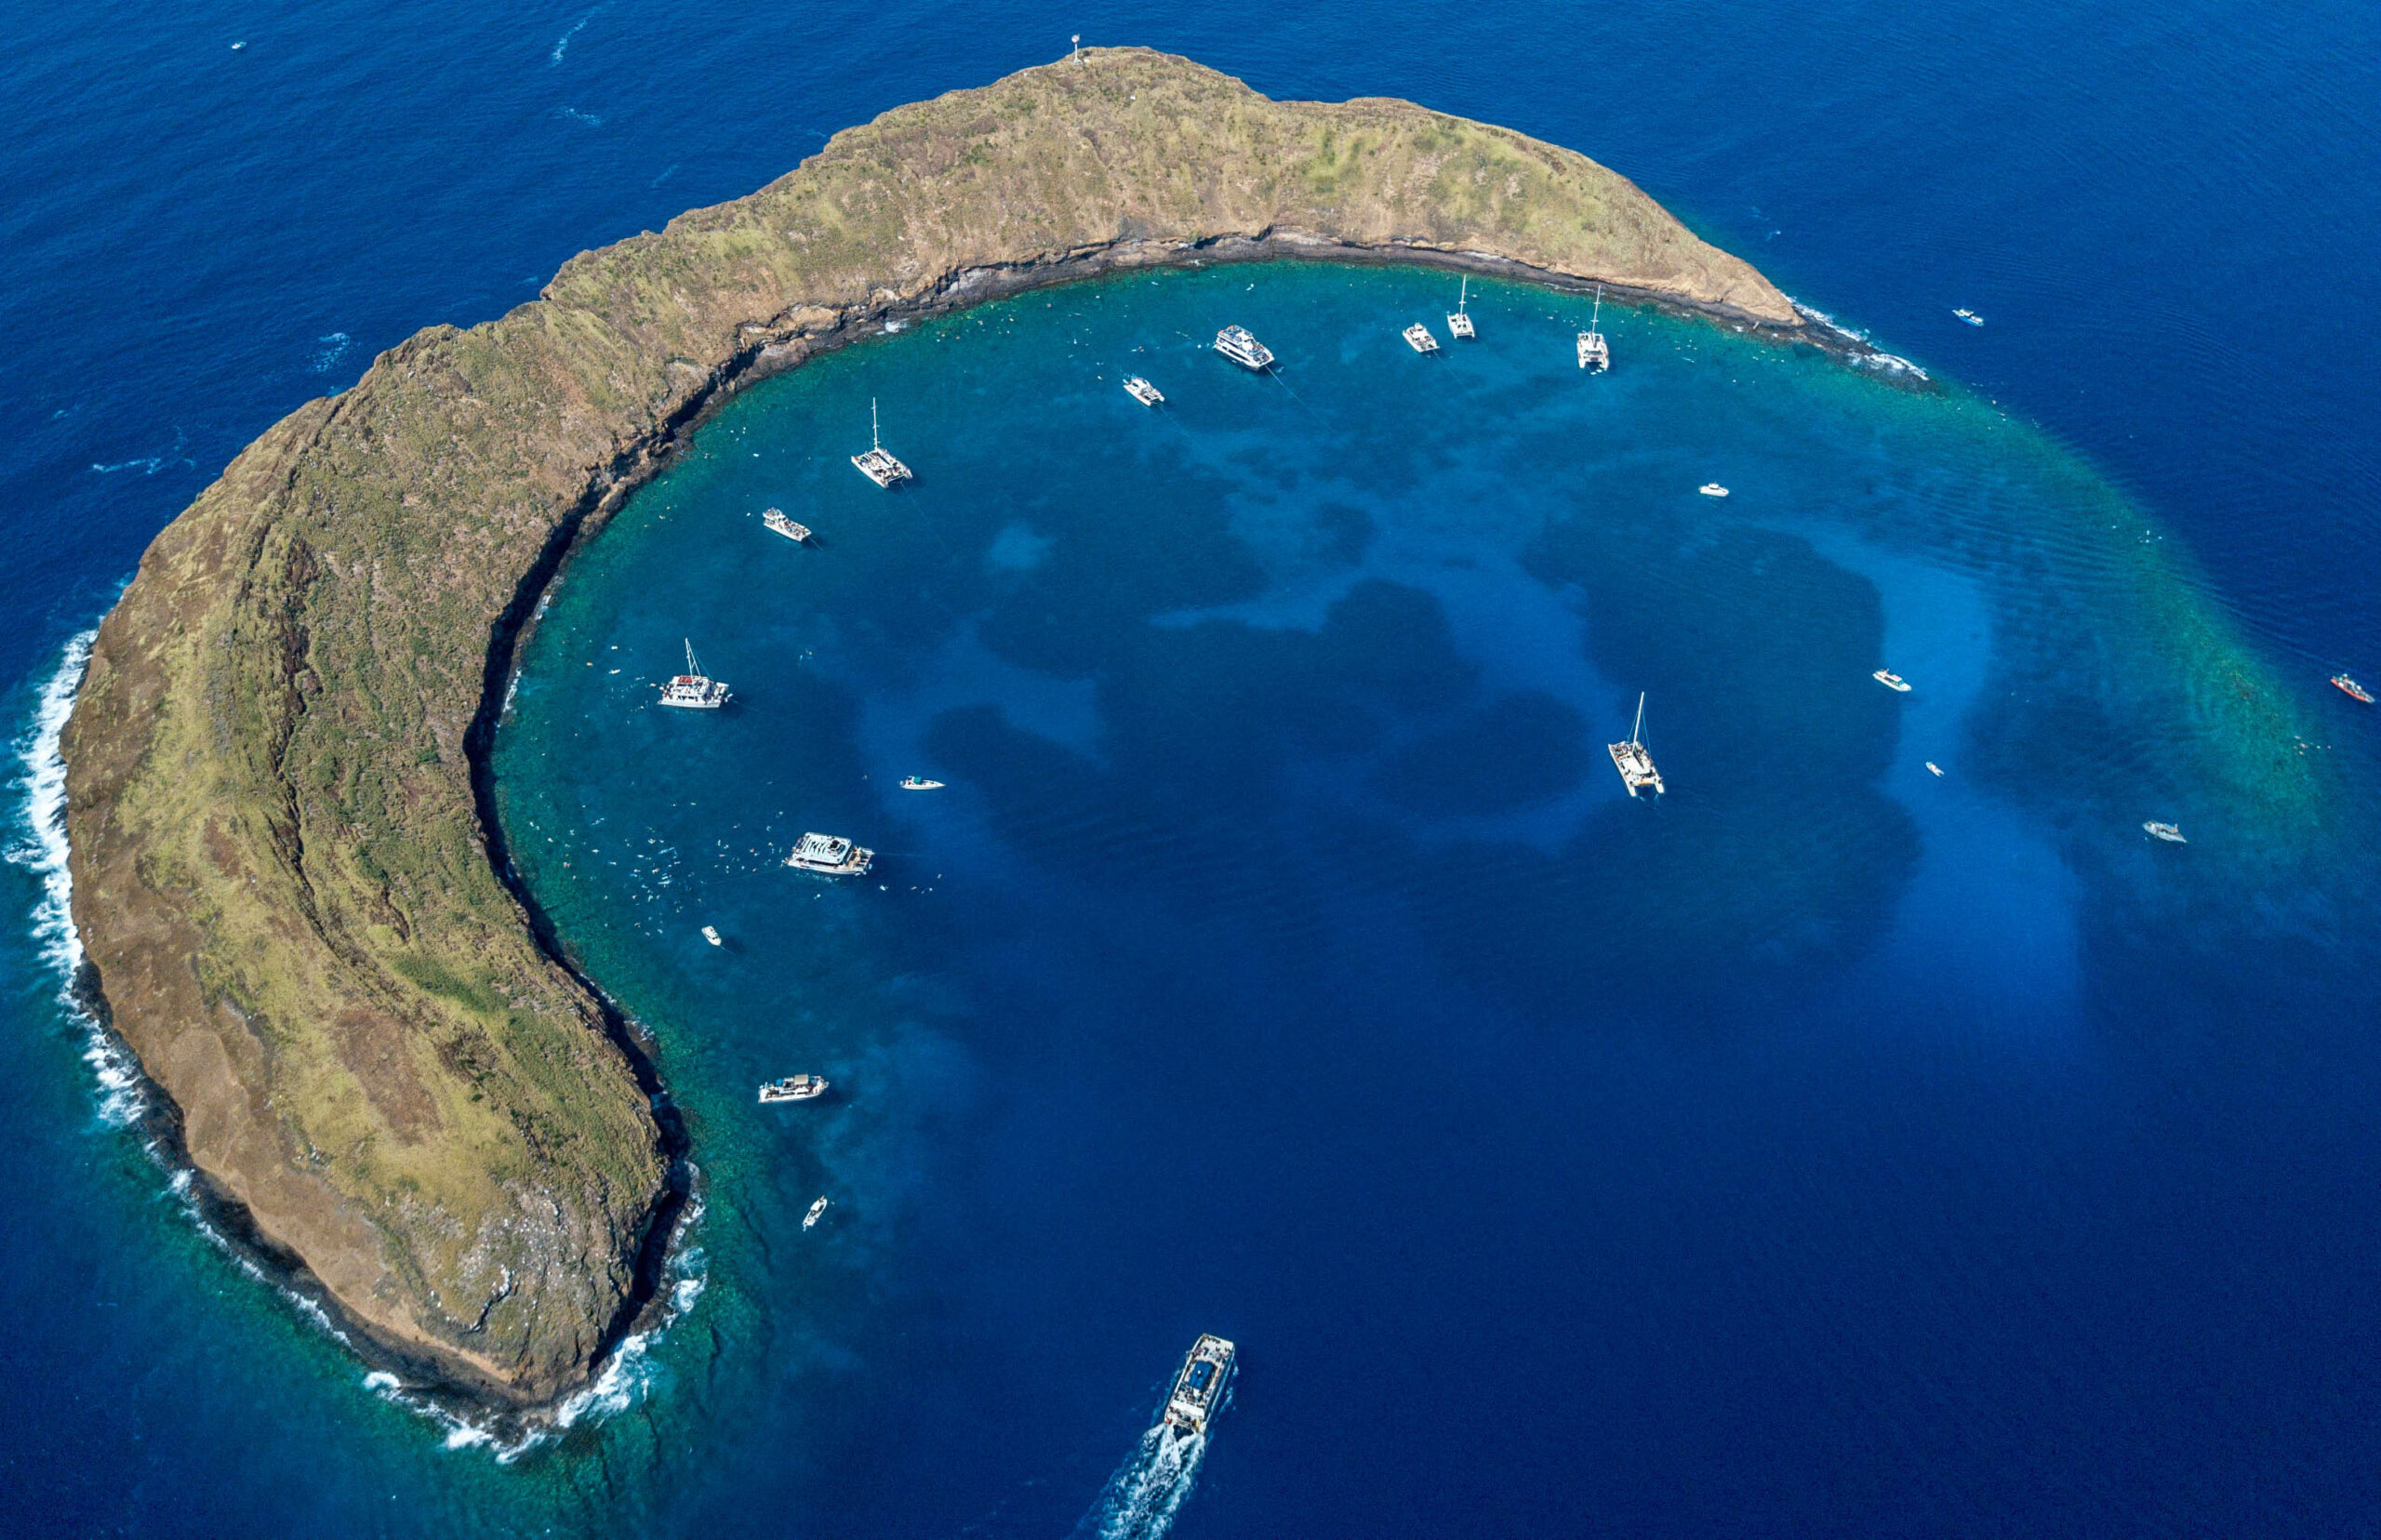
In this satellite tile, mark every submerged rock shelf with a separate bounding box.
[59,46,1822,1413]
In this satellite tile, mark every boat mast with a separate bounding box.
[1458,275,1468,314]
[871,397,881,451]
[1590,284,1603,331]
[685,638,699,676]
[1632,691,1645,747]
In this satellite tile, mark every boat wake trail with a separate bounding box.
[1073,1424,1208,1540]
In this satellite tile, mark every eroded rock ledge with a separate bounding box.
[61,47,1816,1411]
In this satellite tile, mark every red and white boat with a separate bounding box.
[2334,674,2374,704]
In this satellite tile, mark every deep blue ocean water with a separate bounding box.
[2,2,2376,1535]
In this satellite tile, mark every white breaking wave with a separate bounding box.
[1076,1423,1210,1540]
[7,630,144,1127]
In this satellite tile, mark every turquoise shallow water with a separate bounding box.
[458,261,2381,1534]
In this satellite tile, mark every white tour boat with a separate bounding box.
[1447,276,1476,339]
[899,777,944,790]
[1576,284,1610,372]
[1953,309,1986,326]
[2144,821,2187,843]
[1873,669,1911,693]
[658,640,729,709]
[1925,762,1944,777]
[759,1074,829,1104]
[700,924,723,946]
[1123,376,1164,405]
[786,831,873,876]
[762,507,812,542]
[1698,483,1729,498]
[803,1196,830,1229]
[850,397,912,487]
[1607,692,1665,798]
[1161,1334,1237,1440]
[1213,325,1274,370]
[1403,322,1441,354]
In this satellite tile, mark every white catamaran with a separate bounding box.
[658,640,729,709]
[1447,275,1476,339]
[850,398,912,487]
[1607,691,1664,797]
[1576,283,1610,372]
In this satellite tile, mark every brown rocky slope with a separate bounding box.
[61,47,1806,1408]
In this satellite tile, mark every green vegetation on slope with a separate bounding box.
[60,47,1802,1406]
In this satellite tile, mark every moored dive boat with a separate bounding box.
[1403,322,1441,353]
[762,507,812,542]
[700,924,723,946]
[803,1196,830,1229]
[1161,1334,1236,1440]
[1697,483,1729,498]
[2334,673,2374,704]
[786,831,873,876]
[759,1073,829,1104]
[1576,284,1610,372]
[1873,669,1911,693]
[1213,325,1274,370]
[1953,308,1986,326]
[850,397,912,487]
[899,777,944,790]
[658,639,729,709]
[2143,821,2187,843]
[1123,376,1164,405]
[1607,692,1664,798]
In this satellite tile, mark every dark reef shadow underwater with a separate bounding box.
[2,0,2376,1533]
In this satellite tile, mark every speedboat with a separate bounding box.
[1953,309,1986,326]
[1925,762,1943,777]
[1123,376,1164,405]
[759,1074,829,1104]
[2334,674,2374,704]
[803,1197,830,1229]
[1161,1334,1236,1440]
[1873,669,1911,693]
[1698,483,1728,498]
[899,777,945,790]
[1213,325,1274,370]
[2143,821,2187,843]
[1403,322,1441,354]
[700,924,723,946]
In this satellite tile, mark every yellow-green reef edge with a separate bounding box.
[60,47,1837,1414]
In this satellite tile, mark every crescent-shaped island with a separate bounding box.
[60,47,1833,1412]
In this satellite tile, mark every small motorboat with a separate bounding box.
[1403,322,1441,354]
[1698,483,1729,498]
[760,1074,829,1104]
[1925,762,1943,777]
[1873,669,1912,693]
[1123,376,1164,406]
[899,777,945,790]
[700,925,723,947]
[803,1197,830,1230]
[1953,309,1986,326]
[2334,674,2374,704]
[2143,821,2187,843]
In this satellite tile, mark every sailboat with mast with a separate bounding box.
[1576,284,1611,372]
[1447,275,1476,339]
[1607,691,1663,796]
[850,397,912,487]
[658,639,729,709]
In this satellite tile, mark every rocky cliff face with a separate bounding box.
[60,47,1803,1407]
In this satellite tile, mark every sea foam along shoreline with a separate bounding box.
[13,626,702,1455]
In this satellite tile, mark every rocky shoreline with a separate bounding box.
[61,46,1868,1418]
